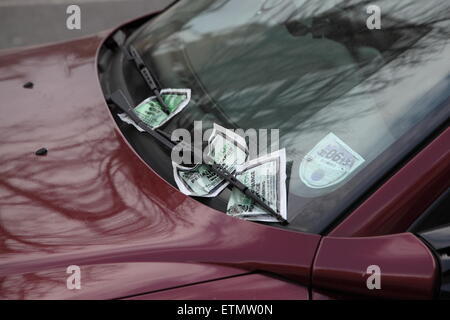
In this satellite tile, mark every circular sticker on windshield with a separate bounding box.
[299,133,365,189]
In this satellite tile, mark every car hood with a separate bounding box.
[0,33,320,299]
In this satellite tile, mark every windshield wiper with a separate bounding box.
[127,45,171,114]
[108,89,288,225]
[107,30,170,114]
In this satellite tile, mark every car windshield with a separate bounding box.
[122,0,450,234]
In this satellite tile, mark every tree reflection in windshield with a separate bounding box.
[127,0,450,233]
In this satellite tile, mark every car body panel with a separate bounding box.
[126,273,309,300]
[0,7,447,300]
[312,233,437,299]
[329,127,450,237]
[0,33,320,299]
[0,262,247,300]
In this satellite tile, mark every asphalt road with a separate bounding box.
[0,0,173,50]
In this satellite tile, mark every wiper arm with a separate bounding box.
[106,30,170,114]
[127,45,171,115]
[209,163,288,225]
[108,90,288,225]
[109,90,176,150]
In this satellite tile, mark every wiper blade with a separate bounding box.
[209,163,288,225]
[128,45,171,115]
[108,90,288,225]
[109,90,175,150]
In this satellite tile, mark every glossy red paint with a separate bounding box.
[312,233,437,299]
[311,291,335,300]
[0,31,319,299]
[329,127,450,237]
[126,273,309,300]
[0,7,446,300]
[0,262,247,300]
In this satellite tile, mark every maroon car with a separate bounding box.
[0,0,449,300]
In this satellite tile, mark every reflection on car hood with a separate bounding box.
[0,34,320,299]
